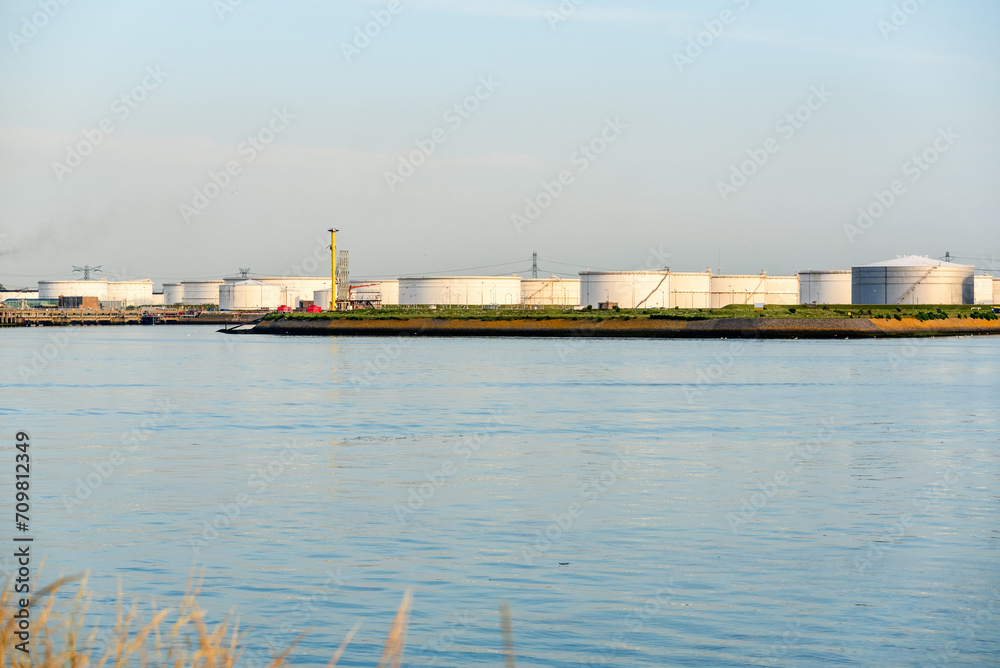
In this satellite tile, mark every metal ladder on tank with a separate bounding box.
[635,274,669,309]
[744,275,767,305]
[895,266,938,305]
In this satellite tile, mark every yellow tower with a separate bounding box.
[328,228,338,310]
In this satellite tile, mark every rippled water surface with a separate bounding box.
[2,326,998,666]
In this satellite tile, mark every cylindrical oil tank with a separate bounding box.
[994,278,1000,305]
[710,275,768,308]
[579,272,669,309]
[225,277,332,309]
[521,277,581,307]
[150,293,164,306]
[106,280,154,306]
[163,283,185,305]
[398,276,522,306]
[314,289,332,311]
[851,256,974,305]
[349,280,401,306]
[668,272,711,309]
[973,274,994,305]
[375,280,400,305]
[219,280,283,311]
[182,280,224,305]
[38,280,109,301]
[798,270,852,305]
[763,276,800,305]
[0,291,39,302]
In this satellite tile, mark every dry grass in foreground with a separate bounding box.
[0,573,443,668]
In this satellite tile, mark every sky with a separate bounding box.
[0,0,998,288]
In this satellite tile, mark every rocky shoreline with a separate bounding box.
[246,316,1000,339]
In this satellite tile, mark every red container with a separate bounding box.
[306,305,322,313]
[276,305,292,312]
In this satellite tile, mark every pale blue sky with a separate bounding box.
[1,0,998,287]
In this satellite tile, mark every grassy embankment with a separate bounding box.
[264,303,998,322]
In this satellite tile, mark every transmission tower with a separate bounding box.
[532,252,538,279]
[73,265,102,280]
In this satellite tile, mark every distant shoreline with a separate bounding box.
[247,316,1000,339]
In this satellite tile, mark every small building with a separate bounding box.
[59,295,99,309]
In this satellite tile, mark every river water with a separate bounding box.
[2,326,998,666]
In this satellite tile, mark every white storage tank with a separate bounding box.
[378,280,400,305]
[38,280,109,301]
[579,271,669,309]
[350,280,400,306]
[220,280,283,311]
[668,272,711,309]
[224,277,332,309]
[521,277,581,307]
[0,290,39,302]
[150,293,164,306]
[163,283,185,305]
[798,270,852,305]
[398,276,522,306]
[994,278,1000,305]
[314,289,332,311]
[764,276,800,305]
[710,274,768,308]
[851,256,974,305]
[182,280,224,305]
[973,274,994,305]
[106,280,154,306]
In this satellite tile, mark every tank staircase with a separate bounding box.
[895,266,938,305]
[744,275,767,305]
[635,274,669,309]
